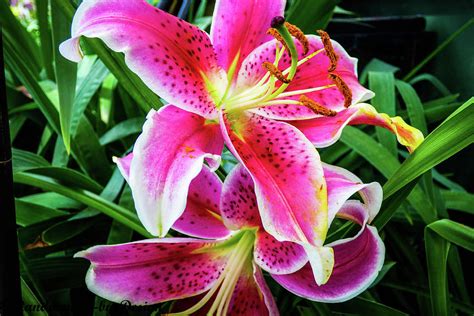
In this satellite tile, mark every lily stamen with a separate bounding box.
[267,28,290,53]
[329,73,352,107]
[285,21,309,55]
[299,95,337,116]
[262,61,291,83]
[317,30,338,72]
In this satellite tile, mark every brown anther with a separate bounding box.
[267,28,290,52]
[299,95,337,116]
[284,22,309,55]
[262,62,291,83]
[329,73,352,107]
[317,30,338,72]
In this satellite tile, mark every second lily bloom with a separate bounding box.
[78,163,385,314]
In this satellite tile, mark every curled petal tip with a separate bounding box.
[59,38,83,63]
[74,250,88,259]
[304,245,335,286]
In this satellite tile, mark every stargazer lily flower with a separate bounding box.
[61,0,421,285]
[77,164,384,313]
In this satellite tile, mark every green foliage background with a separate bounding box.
[2,0,473,315]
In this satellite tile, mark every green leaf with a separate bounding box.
[409,73,451,96]
[4,36,61,134]
[42,218,96,245]
[106,220,134,245]
[99,117,144,145]
[441,190,474,214]
[334,297,408,316]
[37,125,54,155]
[360,58,399,84]
[369,72,397,155]
[21,277,49,316]
[432,169,466,192]
[396,80,428,134]
[25,167,103,193]
[12,148,50,172]
[424,94,459,108]
[0,1,41,73]
[51,0,77,153]
[14,172,151,238]
[15,200,68,227]
[36,0,55,79]
[73,117,112,184]
[428,219,474,252]
[383,98,474,199]
[425,226,451,316]
[99,73,118,124]
[404,18,474,81]
[9,115,27,142]
[52,136,69,167]
[19,192,81,210]
[71,57,110,137]
[286,0,339,32]
[69,167,126,220]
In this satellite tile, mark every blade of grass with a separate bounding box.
[51,0,77,154]
[369,72,397,155]
[425,225,450,316]
[0,1,41,73]
[99,117,144,145]
[36,0,55,79]
[383,98,474,199]
[409,73,451,96]
[14,172,152,238]
[441,190,474,214]
[286,0,339,32]
[404,18,474,81]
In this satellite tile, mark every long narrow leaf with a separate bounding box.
[384,98,474,198]
[51,0,77,153]
[14,172,151,238]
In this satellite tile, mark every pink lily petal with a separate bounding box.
[254,231,307,275]
[220,113,334,285]
[130,105,223,237]
[75,238,227,305]
[60,0,226,118]
[220,111,328,248]
[211,0,286,74]
[221,163,307,275]
[113,153,133,183]
[173,167,231,239]
[226,262,279,316]
[235,35,373,120]
[324,163,382,223]
[169,262,278,315]
[292,103,424,153]
[272,201,385,303]
[220,163,262,230]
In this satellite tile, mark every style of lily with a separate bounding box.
[61,0,421,285]
[77,163,384,314]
